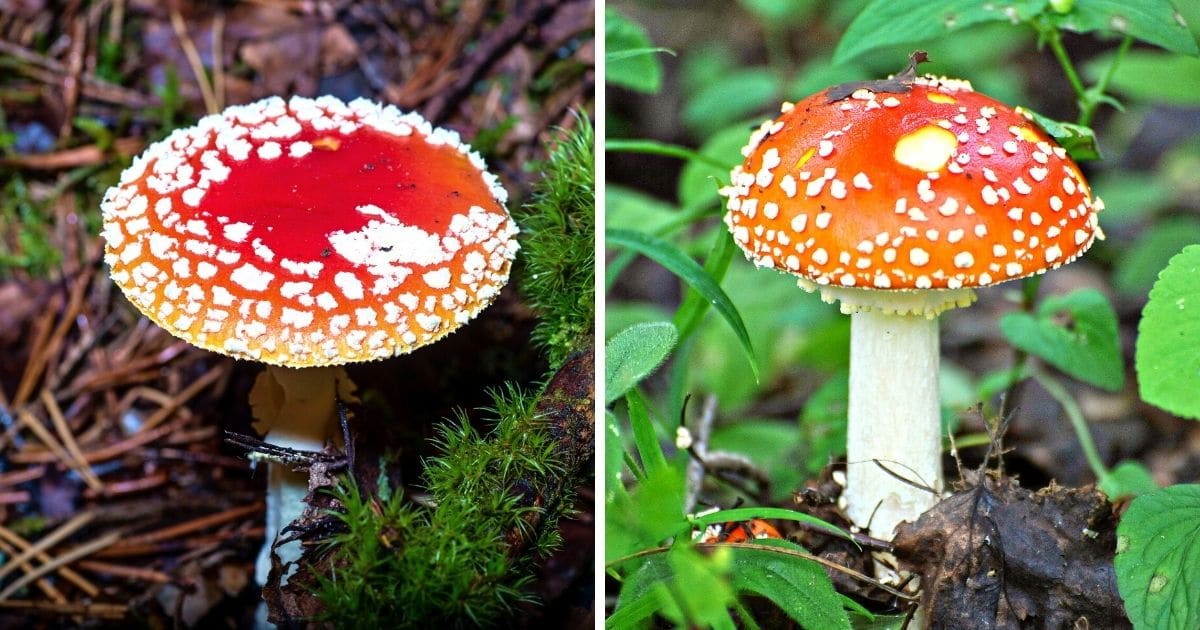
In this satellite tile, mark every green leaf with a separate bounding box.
[710,421,805,502]
[1018,108,1101,161]
[681,44,739,98]
[682,69,779,138]
[1091,171,1174,227]
[606,411,627,501]
[606,138,729,172]
[605,185,681,238]
[729,545,851,629]
[606,576,667,630]
[674,227,737,342]
[608,229,759,380]
[737,0,819,24]
[978,364,1031,408]
[692,506,851,541]
[1099,460,1160,499]
[606,464,689,563]
[834,0,1049,64]
[801,372,850,474]
[1115,218,1200,298]
[677,123,754,210]
[1115,484,1200,630]
[611,545,738,628]
[72,117,114,149]
[605,322,679,405]
[1050,0,1199,56]
[606,8,666,93]
[1000,288,1125,391]
[1086,51,1200,105]
[606,301,672,339]
[688,257,836,410]
[625,387,669,476]
[1136,244,1200,419]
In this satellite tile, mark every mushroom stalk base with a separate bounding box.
[844,309,944,540]
[250,365,343,586]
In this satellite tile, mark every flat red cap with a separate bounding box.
[102,96,518,367]
[721,71,1102,314]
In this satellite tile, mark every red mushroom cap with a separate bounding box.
[101,96,518,367]
[721,74,1103,315]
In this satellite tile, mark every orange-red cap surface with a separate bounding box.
[101,96,519,367]
[721,74,1102,299]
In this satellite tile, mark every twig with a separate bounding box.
[76,560,172,584]
[138,364,225,433]
[0,40,153,108]
[422,0,560,122]
[83,470,169,499]
[0,530,123,601]
[0,538,67,604]
[14,410,77,476]
[149,447,251,470]
[14,272,90,408]
[212,9,226,110]
[60,16,87,140]
[224,432,344,469]
[107,0,125,48]
[9,410,189,465]
[118,502,263,547]
[12,298,61,411]
[0,466,45,488]
[169,5,218,114]
[14,361,223,465]
[41,389,103,491]
[0,491,31,505]
[0,137,144,170]
[683,394,716,513]
[0,525,99,597]
[0,511,95,585]
[97,527,264,559]
[0,599,127,619]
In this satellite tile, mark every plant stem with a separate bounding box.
[605,139,730,171]
[1045,26,1088,107]
[1082,35,1134,127]
[996,24,1131,456]
[1043,22,1133,127]
[1031,368,1111,485]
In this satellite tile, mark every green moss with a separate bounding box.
[515,113,596,367]
[317,386,564,627]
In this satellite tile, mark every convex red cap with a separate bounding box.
[721,69,1103,315]
[102,95,519,367]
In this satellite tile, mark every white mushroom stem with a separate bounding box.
[805,282,972,539]
[249,365,348,586]
[844,309,944,540]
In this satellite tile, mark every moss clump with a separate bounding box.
[514,113,596,368]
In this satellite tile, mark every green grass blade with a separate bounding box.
[608,228,760,381]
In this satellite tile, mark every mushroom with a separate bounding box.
[719,56,1103,541]
[100,95,519,583]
